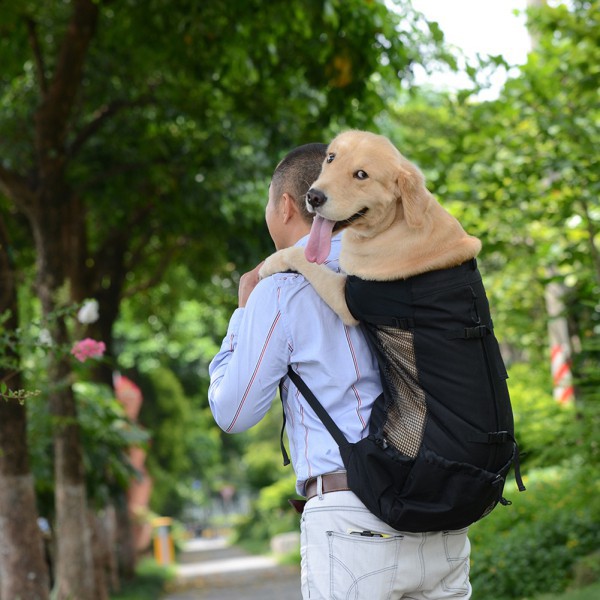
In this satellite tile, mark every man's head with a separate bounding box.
[266,143,327,250]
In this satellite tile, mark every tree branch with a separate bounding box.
[122,237,188,298]
[87,201,157,299]
[35,0,100,162]
[69,95,153,157]
[0,165,34,213]
[25,17,48,96]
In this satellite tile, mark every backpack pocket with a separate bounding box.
[342,438,515,533]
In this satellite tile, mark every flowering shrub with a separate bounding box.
[71,338,106,363]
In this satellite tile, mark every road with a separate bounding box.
[161,537,302,600]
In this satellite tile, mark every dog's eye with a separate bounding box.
[354,170,369,180]
[326,153,336,164]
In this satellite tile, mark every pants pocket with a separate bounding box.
[327,531,402,600]
[441,529,471,595]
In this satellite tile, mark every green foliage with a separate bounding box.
[135,365,222,517]
[75,382,150,508]
[535,581,600,600]
[227,399,300,551]
[507,362,575,469]
[230,471,299,554]
[469,466,600,599]
[26,380,148,514]
[109,557,174,600]
[571,552,600,590]
[240,397,291,490]
[1,0,446,300]
[382,0,600,376]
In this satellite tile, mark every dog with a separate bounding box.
[259,129,482,324]
[259,131,523,518]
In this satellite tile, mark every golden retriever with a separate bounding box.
[259,130,482,326]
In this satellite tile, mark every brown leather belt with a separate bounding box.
[305,471,350,501]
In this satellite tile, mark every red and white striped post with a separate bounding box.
[550,342,574,405]
[545,281,575,405]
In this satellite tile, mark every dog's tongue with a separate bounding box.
[305,214,336,264]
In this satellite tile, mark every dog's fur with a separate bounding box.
[259,130,482,326]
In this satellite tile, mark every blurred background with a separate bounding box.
[0,1,598,599]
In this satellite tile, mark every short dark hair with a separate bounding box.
[271,143,327,223]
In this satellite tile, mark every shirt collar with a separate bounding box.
[295,232,342,249]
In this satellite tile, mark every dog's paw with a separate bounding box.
[259,249,292,279]
[260,247,307,279]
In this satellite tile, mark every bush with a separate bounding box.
[230,472,300,554]
[110,557,174,600]
[507,362,575,469]
[469,465,600,598]
[571,551,600,589]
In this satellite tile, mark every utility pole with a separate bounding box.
[526,0,575,405]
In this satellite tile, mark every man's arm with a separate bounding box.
[208,272,288,433]
[238,261,263,308]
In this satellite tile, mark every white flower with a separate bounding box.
[39,328,53,346]
[77,299,99,324]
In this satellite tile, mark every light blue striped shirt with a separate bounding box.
[208,234,382,495]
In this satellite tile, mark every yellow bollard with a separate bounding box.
[152,517,174,565]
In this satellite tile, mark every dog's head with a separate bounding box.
[306,130,431,236]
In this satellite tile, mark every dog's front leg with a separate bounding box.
[259,247,358,326]
[259,247,299,278]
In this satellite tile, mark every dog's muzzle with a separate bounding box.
[306,188,327,208]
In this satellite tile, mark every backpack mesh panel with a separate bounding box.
[376,325,426,458]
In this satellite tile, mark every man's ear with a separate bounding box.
[395,160,431,228]
[281,192,298,224]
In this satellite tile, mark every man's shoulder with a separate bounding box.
[259,270,309,289]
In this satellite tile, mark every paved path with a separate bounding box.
[161,538,302,600]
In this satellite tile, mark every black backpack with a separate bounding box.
[285,258,525,533]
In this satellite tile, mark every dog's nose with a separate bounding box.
[306,188,327,208]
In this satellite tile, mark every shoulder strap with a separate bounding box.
[286,366,350,449]
[278,380,291,466]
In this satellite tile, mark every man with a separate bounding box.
[208,142,472,599]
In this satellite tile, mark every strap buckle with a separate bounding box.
[464,325,489,339]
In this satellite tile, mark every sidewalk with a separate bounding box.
[161,537,302,600]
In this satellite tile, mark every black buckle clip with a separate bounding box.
[464,325,488,339]
[488,431,510,444]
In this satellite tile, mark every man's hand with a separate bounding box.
[238,261,264,307]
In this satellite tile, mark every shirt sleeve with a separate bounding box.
[208,278,289,433]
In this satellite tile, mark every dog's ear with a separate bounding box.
[395,161,431,228]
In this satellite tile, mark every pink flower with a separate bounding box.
[71,338,106,363]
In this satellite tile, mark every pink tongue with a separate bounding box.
[305,214,336,264]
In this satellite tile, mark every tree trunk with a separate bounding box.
[50,378,95,600]
[103,504,121,593]
[115,494,137,580]
[0,218,50,600]
[0,470,51,600]
[31,207,96,599]
[89,510,110,600]
[26,3,101,593]
[2,3,139,594]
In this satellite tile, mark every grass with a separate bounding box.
[110,557,175,600]
[533,581,600,600]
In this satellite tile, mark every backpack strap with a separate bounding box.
[279,402,291,466]
[362,315,415,329]
[470,431,526,492]
[286,366,350,450]
[443,323,493,340]
[278,379,291,466]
